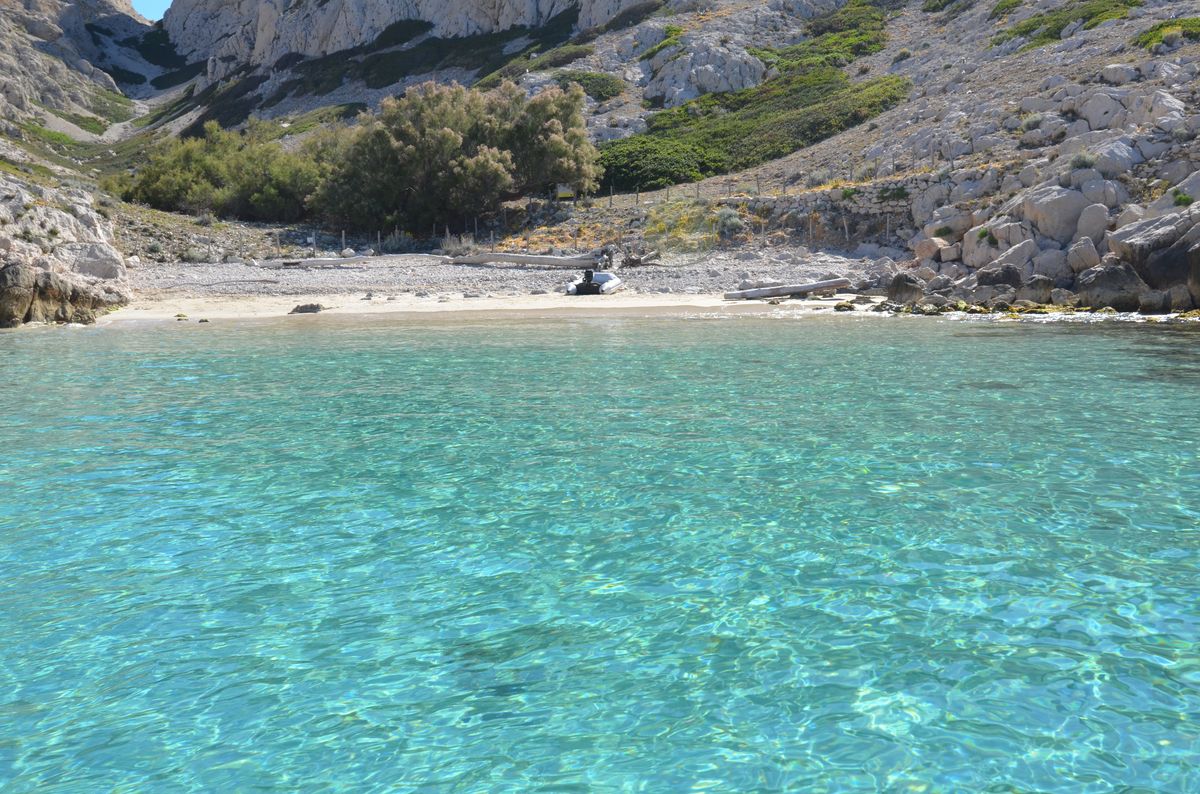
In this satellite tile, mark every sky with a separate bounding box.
[132,0,171,21]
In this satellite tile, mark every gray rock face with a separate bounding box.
[1076,261,1150,312]
[1107,213,1197,269]
[887,272,926,304]
[1021,186,1090,245]
[0,177,129,327]
[163,0,645,80]
[976,264,1024,289]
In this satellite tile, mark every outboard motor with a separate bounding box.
[576,269,602,295]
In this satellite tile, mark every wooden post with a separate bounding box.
[756,175,762,196]
[490,230,495,252]
[312,227,317,258]
[474,216,479,241]
[636,187,640,205]
[609,185,614,208]
[341,230,346,252]
[695,182,700,201]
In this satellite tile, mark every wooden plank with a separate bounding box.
[451,253,597,268]
[723,278,852,301]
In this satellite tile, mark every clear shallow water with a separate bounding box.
[1,315,1198,792]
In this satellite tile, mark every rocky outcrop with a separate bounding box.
[163,0,646,81]
[0,177,129,328]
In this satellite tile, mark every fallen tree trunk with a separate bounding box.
[451,253,597,268]
[723,278,852,301]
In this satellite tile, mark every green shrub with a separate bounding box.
[1174,190,1195,207]
[1133,18,1200,49]
[641,24,685,61]
[1021,113,1043,131]
[314,81,599,230]
[892,48,912,63]
[878,185,910,201]
[598,138,719,191]
[554,71,625,101]
[121,120,324,222]
[993,0,1142,50]
[1070,152,1096,169]
[989,0,1022,19]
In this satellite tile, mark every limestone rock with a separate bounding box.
[1075,204,1109,246]
[1107,213,1196,269]
[887,272,926,304]
[1099,64,1138,85]
[1021,186,1090,245]
[1076,261,1150,312]
[1067,238,1101,273]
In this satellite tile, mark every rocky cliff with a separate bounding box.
[163,0,644,80]
[0,176,129,327]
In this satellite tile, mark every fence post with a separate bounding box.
[610,185,614,208]
[312,227,317,258]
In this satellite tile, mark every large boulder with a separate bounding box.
[976,263,1024,289]
[0,263,37,328]
[1137,223,1200,299]
[1099,64,1138,85]
[1107,212,1197,269]
[1021,186,1090,244]
[1076,261,1150,311]
[887,272,926,304]
[1079,92,1124,130]
[1075,203,1109,245]
[1016,275,1054,304]
[1033,249,1073,286]
[1091,140,1139,178]
[1067,237,1101,273]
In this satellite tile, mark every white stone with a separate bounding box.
[1075,203,1109,245]
[1067,237,1101,273]
[1099,64,1138,85]
[1021,185,1090,244]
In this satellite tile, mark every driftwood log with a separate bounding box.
[723,278,852,301]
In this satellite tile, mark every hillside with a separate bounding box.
[1,0,1199,326]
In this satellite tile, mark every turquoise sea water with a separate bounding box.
[1,315,1198,792]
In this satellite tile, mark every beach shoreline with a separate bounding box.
[99,291,869,324]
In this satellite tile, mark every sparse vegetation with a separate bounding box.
[1133,18,1200,49]
[1071,152,1097,169]
[602,0,908,189]
[641,25,685,61]
[892,48,912,63]
[993,0,1142,50]
[989,0,1022,19]
[1174,190,1195,207]
[1021,113,1043,131]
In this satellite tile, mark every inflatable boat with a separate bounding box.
[567,270,623,296]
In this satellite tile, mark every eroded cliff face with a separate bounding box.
[164,0,642,79]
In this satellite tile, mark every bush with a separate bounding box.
[598,137,721,191]
[1070,152,1096,169]
[1021,113,1043,131]
[314,81,600,231]
[555,71,624,101]
[892,49,912,63]
[1174,190,1195,207]
[121,120,325,222]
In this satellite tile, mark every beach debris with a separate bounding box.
[289,303,326,314]
[723,278,852,301]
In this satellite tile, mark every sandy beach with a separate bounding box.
[100,290,874,324]
[101,246,888,324]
